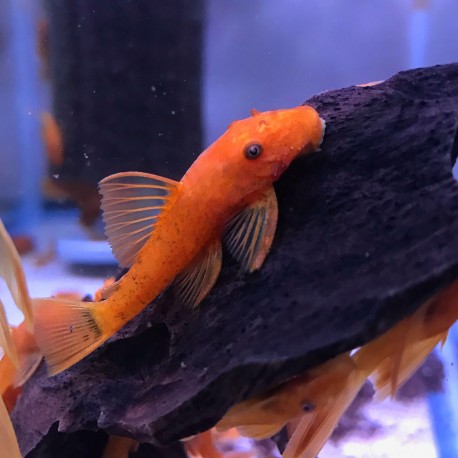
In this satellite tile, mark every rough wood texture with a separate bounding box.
[14,63,458,457]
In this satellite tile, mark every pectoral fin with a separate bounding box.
[174,239,222,308]
[99,172,181,268]
[224,186,278,272]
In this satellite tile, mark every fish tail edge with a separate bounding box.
[33,297,107,375]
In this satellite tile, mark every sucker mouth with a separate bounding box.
[298,116,326,156]
[314,117,327,151]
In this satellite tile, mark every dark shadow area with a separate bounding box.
[450,125,458,168]
[26,423,107,458]
[102,323,171,376]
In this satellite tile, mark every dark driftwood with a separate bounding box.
[14,63,458,457]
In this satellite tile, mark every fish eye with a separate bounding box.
[244,143,263,160]
[301,402,315,413]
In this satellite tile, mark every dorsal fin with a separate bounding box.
[99,172,180,268]
[224,186,278,273]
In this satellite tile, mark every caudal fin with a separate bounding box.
[0,397,21,458]
[33,297,107,375]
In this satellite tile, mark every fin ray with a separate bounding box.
[372,333,444,400]
[224,187,278,272]
[174,239,222,308]
[14,350,43,388]
[33,298,108,375]
[99,172,180,268]
[284,369,366,458]
[0,219,33,327]
[0,299,18,367]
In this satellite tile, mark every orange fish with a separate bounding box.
[0,219,34,366]
[0,222,117,458]
[217,280,458,458]
[0,324,42,408]
[216,353,356,440]
[41,112,64,167]
[183,430,224,458]
[33,106,326,375]
[358,280,458,400]
[0,397,21,458]
[0,295,114,457]
[0,221,41,458]
[281,367,365,458]
[282,280,458,458]
[0,314,46,455]
[36,19,50,80]
[184,428,256,458]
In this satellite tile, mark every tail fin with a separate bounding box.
[33,298,107,375]
[0,397,21,458]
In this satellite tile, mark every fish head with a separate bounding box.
[223,106,326,193]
